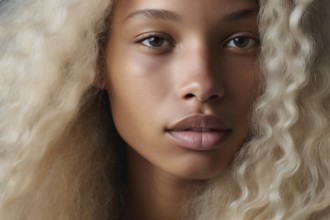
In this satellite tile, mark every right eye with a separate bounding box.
[225,36,258,49]
[137,33,174,49]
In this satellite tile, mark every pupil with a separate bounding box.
[149,37,164,47]
[234,37,249,47]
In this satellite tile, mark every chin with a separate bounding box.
[166,152,231,181]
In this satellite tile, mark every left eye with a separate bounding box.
[140,35,173,48]
[225,36,258,49]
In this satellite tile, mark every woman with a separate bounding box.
[0,0,329,219]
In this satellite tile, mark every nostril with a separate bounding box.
[184,93,195,99]
[183,93,220,102]
[208,94,219,101]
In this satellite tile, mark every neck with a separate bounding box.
[125,148,200,220]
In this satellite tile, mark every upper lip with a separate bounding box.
[166,114,231,132]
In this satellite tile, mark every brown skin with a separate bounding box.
[105,0,259,219]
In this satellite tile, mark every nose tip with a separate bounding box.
[182,82,224,103]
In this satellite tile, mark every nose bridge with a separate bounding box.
[178,45,223,102]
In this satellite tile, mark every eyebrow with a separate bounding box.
[123,7,258,23]
[223,7,258,21]
[124,9,181,22]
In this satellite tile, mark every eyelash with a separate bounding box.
[136,32,259,51]
[137,32,174,49]
[224,35,259,49]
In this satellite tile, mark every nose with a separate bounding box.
[176,47,224,103]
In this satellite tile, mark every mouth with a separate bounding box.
[165,114,232,151]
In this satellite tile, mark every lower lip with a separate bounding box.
[166,130,229,151]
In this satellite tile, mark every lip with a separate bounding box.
[165,114,231,151]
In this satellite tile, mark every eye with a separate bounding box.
[142,36,168,48]
[137,33,174,49]
[225,36,259,49]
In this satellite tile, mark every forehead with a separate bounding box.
[113,0,259,20]
[115,0,258,7]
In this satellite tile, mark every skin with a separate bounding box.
[104,0,259,219]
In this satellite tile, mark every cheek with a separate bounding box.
[225,54,259,102]
[223,55,260,130]
[107,60,170,118]
[105,35,177,122]
[107,81,155,151]
[105,56,171,149]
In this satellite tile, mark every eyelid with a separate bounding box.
[223,32,260,48]
[135,32,175,47]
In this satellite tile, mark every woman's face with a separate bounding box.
[105,0,259,180]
